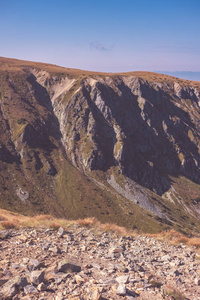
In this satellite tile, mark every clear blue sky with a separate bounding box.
[1,0,200,74]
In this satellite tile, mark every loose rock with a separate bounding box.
[30,269,45,285]
[0,225,200,299]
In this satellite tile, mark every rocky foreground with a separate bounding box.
[0,225,200,300]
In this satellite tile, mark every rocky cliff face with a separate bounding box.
[1,57,200,233]
[48,75,200,194]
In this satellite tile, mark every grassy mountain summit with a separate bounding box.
[0,56,200,234]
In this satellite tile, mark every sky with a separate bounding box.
[1,0,200,79]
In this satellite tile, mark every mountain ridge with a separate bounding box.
[1,57,200,234]
[1,56,200,84]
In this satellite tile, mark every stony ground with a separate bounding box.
[0,225,200,300]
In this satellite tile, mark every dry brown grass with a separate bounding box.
[147,229,200,248]
[34,214,52,221]
[1,208,200,247]
[77,217,99,227]
[0,214,7,221]
[187,237,200,248]
[0,208,134,236]
[49,221,63,231]
[0,208,68,230]
[100,222,134,236]
[1,220,20,229]
[77,217,135,236]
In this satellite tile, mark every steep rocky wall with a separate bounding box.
[1,59,200,232]
[33,71,200,197]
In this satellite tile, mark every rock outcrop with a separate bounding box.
[1,57,200,233]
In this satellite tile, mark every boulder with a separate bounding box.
[30,269,45,285]
[57,260,81,273]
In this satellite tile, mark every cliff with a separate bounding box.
[1,57,200,233]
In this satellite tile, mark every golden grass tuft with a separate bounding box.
[147,229,200,248]
[1,220,20,229]
[49,221,63,230]
[100,222,133,236]
[77,217,100,227]
[162,229,189,244]
[187,237,200,248]
[0,214,7,221]
[77,218,135,236]
[34,214,53,221]
[0,208,200,248]
[0,209,134,236]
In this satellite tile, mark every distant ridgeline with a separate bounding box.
[157,71,200,82]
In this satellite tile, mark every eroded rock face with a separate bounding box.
[43,74,200,196]
[1,57,200,231]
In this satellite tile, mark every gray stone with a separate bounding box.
[116,275,129,284]
[0,279,8,287]
[2,275,28,298]
[28,258,41,270]
[91,288,103,300]
[50,245,62,253]
[0,230,9,240]
[174,270,182,276]
[116,283,126,296]
[57,227,65,237]
[99,278,118,286]
[37,282,47,291]
[24,285,39,294]
[2,282,18,298]
[14,276,29,288]
[57,260,81,273]
[30,270,45,285]
[23,257,29,264]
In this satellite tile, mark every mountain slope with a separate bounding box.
[1,56,200,233]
